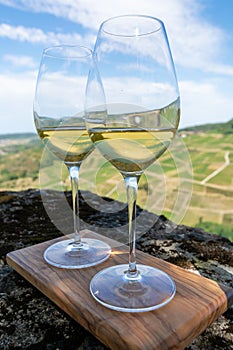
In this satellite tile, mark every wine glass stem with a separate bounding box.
[124,176,140,278]
[67,165,81,245]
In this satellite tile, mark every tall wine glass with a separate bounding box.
[33,45,111,268]
[85,15,180,311]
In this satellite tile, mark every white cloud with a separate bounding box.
[3,54,37,68]
[35,73,88,117]
[179,80,233,127]
[1,0,232,75]
[0,71,37,133]
[204,63,233,76]
[0,23,89,45]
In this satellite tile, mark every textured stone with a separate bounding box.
[0,189,232,350]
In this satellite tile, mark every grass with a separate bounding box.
[208,164,233,186]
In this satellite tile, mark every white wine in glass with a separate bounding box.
[85,15,180,311]
[34,45,111,269]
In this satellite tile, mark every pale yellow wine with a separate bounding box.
[37,126,94,163]
[89,127,177,174]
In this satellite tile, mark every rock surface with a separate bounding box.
[0,189,232,350]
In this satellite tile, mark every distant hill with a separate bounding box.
[181,118,233,134]
[0,132,37,140]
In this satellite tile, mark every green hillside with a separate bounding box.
[0,121,232,241]
[0,132,36,140]
[182,117,233,134]
[0,134,42,189]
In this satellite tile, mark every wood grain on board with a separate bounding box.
[7,230,233,350]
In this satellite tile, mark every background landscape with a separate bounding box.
[0,118,232,241]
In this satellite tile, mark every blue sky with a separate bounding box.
[0,0,233,134]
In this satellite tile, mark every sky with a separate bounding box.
[0,0,233,134]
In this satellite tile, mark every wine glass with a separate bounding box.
[85,15,180,311]
[33,45,111,268]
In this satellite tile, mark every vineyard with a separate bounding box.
[0,119,232,240]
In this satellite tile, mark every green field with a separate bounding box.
[0,122,232,241]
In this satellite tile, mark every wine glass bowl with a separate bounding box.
[85,15,180,311]
[33,45,111,268]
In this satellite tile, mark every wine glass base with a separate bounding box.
[43,238,111,269]
[90,264,176,312]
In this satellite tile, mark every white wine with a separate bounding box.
[87,99,180,175]
[89,127,177,175]
[37,126,94,163]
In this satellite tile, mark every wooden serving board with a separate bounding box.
[7,230,233,350]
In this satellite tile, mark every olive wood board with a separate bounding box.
[7,230,233,350]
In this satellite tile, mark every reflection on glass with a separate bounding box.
[34,45,111,269]
[85,15,180,311]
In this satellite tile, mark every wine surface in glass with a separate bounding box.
[90,127,176,174]
[37,126,94,163]
[88,100,180,175]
